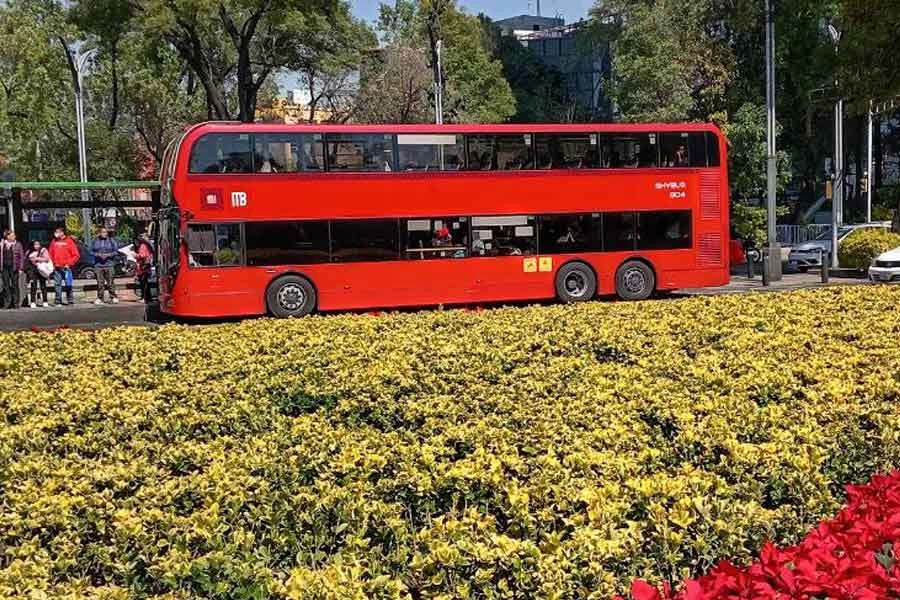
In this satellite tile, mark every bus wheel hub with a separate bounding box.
[565,272,587,297]
[278,284,305,311]
[624,268,646,293]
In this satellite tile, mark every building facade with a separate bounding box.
[495,14,612,121]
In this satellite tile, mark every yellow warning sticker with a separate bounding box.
[539,257,553,272]
[523,257,537,273]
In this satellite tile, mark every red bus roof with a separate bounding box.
[180,121,723,136]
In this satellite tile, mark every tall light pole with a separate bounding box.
[434,40,444,126]
[764,0,781,281]
[66,47,97,242]
[827,23,842,268]
[866,100,874,223]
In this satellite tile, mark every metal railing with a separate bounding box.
[776,224,831,247]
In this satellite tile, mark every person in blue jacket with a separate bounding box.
[90,227,119,304]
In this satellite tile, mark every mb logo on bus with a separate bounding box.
[231,192,248,208]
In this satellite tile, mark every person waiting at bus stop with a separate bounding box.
[0,230,24,309]
[90,227,119,304]
[48,227,80,306]
[134,233,154,303]
[25,240,51,307]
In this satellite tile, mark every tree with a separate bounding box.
[725,103,793,243]
[354,45,433,123]
[592,0,737,123]
[373,0,515,124]
[0,0,74,179]
[137,0,363,122]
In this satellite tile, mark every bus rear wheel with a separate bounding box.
[267,275,316,318]
[615,260,655,301]
[555,261,597,303]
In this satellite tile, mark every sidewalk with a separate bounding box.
[676,270,869,296]
[0,278,155,331]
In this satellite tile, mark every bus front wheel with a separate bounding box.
[555,261,597,303]
[267,275,317,318]
[615,260,655,301]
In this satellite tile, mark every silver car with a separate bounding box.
[788,222,891,271]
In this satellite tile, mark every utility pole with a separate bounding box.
[827,22,842,268]
[764,0,781,281]
[866,100,874,223]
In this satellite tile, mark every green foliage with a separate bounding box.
[732,203,789,246]
[723,103,793,202]
[368,0,515,124]
[839,228,900,270]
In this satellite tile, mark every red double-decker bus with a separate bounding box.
[156,123,729,318]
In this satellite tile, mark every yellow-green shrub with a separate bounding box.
[2,287,900,599]
[838,227,900,269]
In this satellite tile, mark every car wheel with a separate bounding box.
[79,267,95,281]
[266,275,317,318]
[555,261,597,303]
[615,260,656,301]
[797,266,809,273]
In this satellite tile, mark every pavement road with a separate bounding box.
[0,272,876,333]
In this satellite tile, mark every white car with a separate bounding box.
[869,246,900,283]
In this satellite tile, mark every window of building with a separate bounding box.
[404,217,468,260]
[253,133,324,173]
[660,132,691,167]
[397,134,465,171]
[330,219,399,262]
[189,134,253,174]
[186,223,242,267]
[545,38,560,56]
[245,221,330,266]
[534,134,600,169]
[636,211,692,250]
[466,134,533,171]
[470,215,537,256]
[538,214,599,254]
[602,212,636,251]
[599,133,658,168]
[326,134,395,172]
[562,36,576,55]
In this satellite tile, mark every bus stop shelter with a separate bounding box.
[0,181,159,244]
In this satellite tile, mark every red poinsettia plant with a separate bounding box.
[617,471,900,600]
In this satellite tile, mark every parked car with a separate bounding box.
[868,246,900,283]
[788,222,892,272]
[729,235,761,266]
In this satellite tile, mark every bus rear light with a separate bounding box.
[201,188,223,209]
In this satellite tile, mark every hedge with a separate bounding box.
[838,228,900,270]
[2,287,900,599]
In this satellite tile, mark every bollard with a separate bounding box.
[761,248,770,286]
[746,249,755,279]
[821,250,830,284]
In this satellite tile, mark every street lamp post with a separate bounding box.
[866,100,874,223]
[434,40,444,126]
[827,23,842,268]
[67,47,97,243]
[764,0,781,281]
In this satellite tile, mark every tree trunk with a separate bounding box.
[108,41,120,130]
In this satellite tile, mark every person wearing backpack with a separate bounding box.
[25,239,51,307]
[48,228,80,306]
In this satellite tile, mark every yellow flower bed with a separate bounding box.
[2,287,900,599]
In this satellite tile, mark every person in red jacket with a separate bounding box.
[48,227,80,306]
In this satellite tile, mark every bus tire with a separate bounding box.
[267,275,316,318]
[555,261,597,303]
[615,260,655,301]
